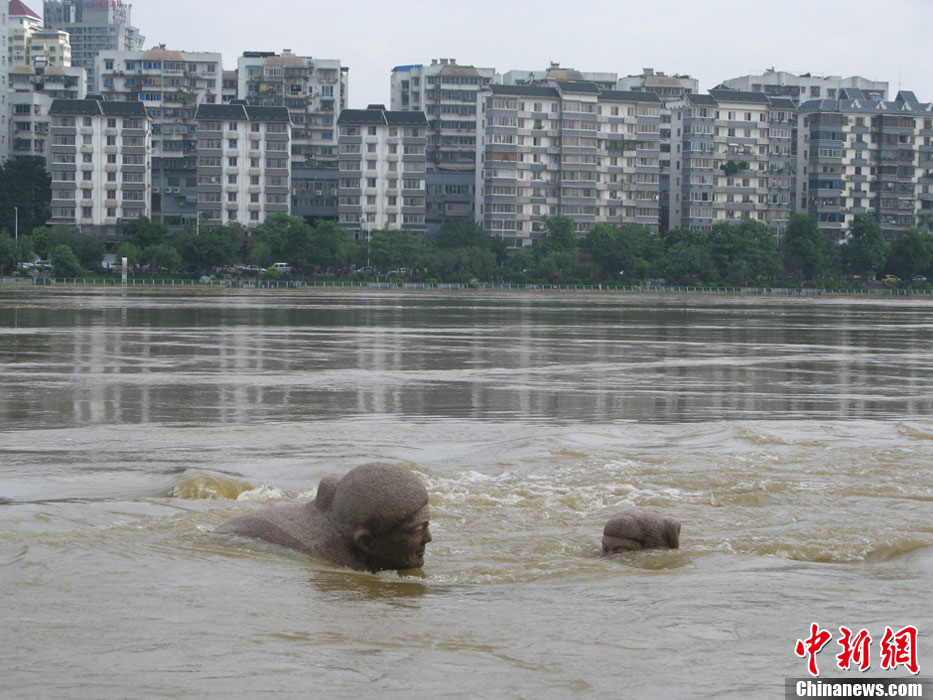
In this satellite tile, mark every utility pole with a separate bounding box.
[14,206,19,266]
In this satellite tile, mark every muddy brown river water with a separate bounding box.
[1,288,931,699]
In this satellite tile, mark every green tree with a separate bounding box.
[148,243,182,273]
[248,240,274,268]
[781,214,837,281]
[841,214,887,278]
[0,234,18,274]
[886,229,932,280]
[50,244,81,277]
[309,220,356,271]
[538,215,577,255]
[115,241,142,269]
[123,217,170,250]
[436,221,489,250]
[72,233,106,269]
[708,219,780,285]
[0,157,51,236]
[30,226,51,258]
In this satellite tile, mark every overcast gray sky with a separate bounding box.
[131,0,932,107]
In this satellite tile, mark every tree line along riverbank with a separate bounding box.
[1,211,931,290]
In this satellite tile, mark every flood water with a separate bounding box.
[1,288,931,699]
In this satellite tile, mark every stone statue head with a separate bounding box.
[602,509,681,553]
[322,463,432,572]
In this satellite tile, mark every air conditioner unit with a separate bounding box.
[153,186,160,193]
[173,187,181,193]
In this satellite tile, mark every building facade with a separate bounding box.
[9,0,71,68]
[337,105,428,238]
[1,0,9,162]
[194,101,291,228]
[9,59,85,162]
[720,69,887,103]
[96,47,222,225]
[618,68,698,104]
[237,50,347,168]
[475,82,664,246]
[500,62,617,91]
[390,58,494,171]
[48,95,151,235]
[43,0,142,94]
[390,58,494,233]
[796,90,933,241]
[669,89,795,232]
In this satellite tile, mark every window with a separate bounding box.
[227,192,237,202]
[228,157,237,166]
[228,139,238,149]
[228,174,237,184]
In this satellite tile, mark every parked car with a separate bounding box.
[271,262,292,274]
[33,260,52,270]
[912,275,928,283]
[881,274,901,284]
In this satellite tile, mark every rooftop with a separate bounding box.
[9,0,41,20]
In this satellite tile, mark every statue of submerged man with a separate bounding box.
[602,509,681,554]
[216,463,432,573]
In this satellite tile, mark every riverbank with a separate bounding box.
[1,275,931,297]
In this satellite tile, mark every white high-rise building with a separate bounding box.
[337,104,428,237]
[796,89,933,241]
[194,101,292,228]
[9,0,71,68]
[720,69,887,103]
[9,58,85,163]
[1,1,9,162]
[238,50,347,168]
[48,95,152,236]
[618,68,698,104]
[97,47,222,225]
[43,0,143,94]
[499,62,617,90]
[669,90,796,232]
[390,58,494,171]
[475,83,664,246]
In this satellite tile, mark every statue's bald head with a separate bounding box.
[327,463,429,538]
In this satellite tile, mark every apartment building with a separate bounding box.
[194,101,291,228]
[9,0,71,68]
[221,70,237,103]
[796,89,933,241]
[96,47,222,225]
[500,62,617,91]
[43,0,143,94]
[9,58,85,162]
[720,69,887,103]
[390,59,494,233]
[336,104,428,238]
[618,68,698,104]
[669,89,796,232]
[1,1,8,162]
[238,50,347,168]
[475,82,664,246]
[390,58,494,171]
[48,95,151,236]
